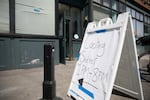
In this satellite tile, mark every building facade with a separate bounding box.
[0,0,60,70]
[58,0,150,63]
[0,0,150,69]
[92,0,150,37]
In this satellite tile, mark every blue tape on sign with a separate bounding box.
[95,29,107,33]
[78,85,94,99]
[77,53,80,60]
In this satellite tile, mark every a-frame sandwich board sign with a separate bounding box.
[114,13,144,100]
[67,12,144,100]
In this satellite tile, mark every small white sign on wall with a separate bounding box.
[67,12,144,100]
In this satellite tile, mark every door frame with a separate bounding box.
[64,16,73,60]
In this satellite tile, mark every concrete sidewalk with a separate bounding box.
[0,60,150,100]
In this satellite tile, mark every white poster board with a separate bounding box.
[0,0,9,33]
[15,0,55,35]
[68,12,144,100]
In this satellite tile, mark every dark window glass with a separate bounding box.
[112,0,118,10]
[119,2,125,12]
[103,0,110,7]
[136,12,140,20]
[93,0,101,4]
[131,9,136,18]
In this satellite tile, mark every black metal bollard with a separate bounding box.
[41,44,62,100]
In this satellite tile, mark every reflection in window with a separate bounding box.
[73,20,78,39]
[112,0,118,10]
[93,6,111,21]
[144,24,150,35]
[148,17,150,24]
[119,3,125,12]
[140,14,143,21]
[144,15,150,24]
[126,6,131,13]
[0,0,9,33]
[132,19,137,36]
[58,15,63,36]
[82,5,89,37]
[93,0,101,3]
[59,4,70,16]
[136,12,140,20]
[71,7,80,39]
[144,16,148,23]
[112,11,117,23]
[137,21,144,37]
[131,9,136,18]
[103,0,110,7]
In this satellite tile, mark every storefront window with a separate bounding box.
[103,0,110,7]
[119,2,125,12]
[148,16,150,24]
[140,14,143,21]
[136,12,140,20]
[59,4,70,16]
[93,0,101,4]
[0,0,9,33]
[15,0,55,35]
[131,9,136,18]
[144,15,150,24]
[112,0,118,10]
[71,7,81,39]
[112,11,117,23]
[132,19,136,32]
[144,24,150,35]
[126,6,131,13]
[144,16,147,23]
[82,5,89,36]
[93,5,111,21]
[137,21,144,37]
[144,15,150,35]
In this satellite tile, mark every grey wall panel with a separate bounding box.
[0,38,12,68]
[0,39,7,67]
[17,39,59,67]
[19,39,45,66]
[0,38,60,70]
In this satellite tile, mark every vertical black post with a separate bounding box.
[41,44,62,100]
[9,0,15,34]
[88,0,93,22]
[55,0,59,36]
